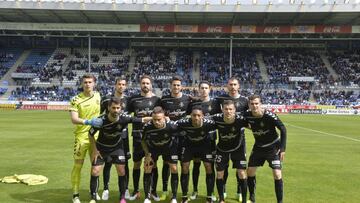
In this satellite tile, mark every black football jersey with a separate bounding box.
[211,113,248,152]
[142,120,178,148]
[161,94,192,121]
[214,94,249,115]
[127,94,161,134]
[176,117,217,143]
[188,98,217,116]
[100,94,129,114]
[244,110,287,152]
[89,114,142,149]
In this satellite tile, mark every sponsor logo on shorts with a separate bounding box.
[171,155,178,160]
[118,156,125,160]
[206,154,213,159]
[272,160,281,165]
[240,161,247,165]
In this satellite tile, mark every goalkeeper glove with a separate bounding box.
[84,118,103,128]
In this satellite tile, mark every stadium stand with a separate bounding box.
[0,48,23,78]
[328,50,360,86]
[262,49,333,89]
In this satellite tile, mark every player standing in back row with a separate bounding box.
[160,75,191,200]
[127,75,161,201]
[214,77,249,202]
[244,95,287,203]
[100,77,131,200]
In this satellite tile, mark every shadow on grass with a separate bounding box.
[10,188,224,203]
[10,189,88,203]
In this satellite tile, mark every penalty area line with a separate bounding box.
[286,123,360,143]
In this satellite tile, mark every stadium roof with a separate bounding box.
[1,0,360,25]
[1,0,360,39]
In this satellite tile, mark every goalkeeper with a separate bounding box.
[69,74,101,203]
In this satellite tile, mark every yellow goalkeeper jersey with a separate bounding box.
[69,91,101,138]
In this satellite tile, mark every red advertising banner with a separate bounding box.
[22,104,47,110]
[231,26,257,33]
[267,107,289,114]
[140,24,175,32]
[315,25,352,33]
[256,26,291,34]
[198,25,231,33]
[287,105,316,109]
[175,25,198,33]
[290,26,315,33]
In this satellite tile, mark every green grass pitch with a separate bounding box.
[0,110,359,203]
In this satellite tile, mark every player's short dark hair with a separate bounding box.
[140,75,153,83]
[191,105,203,113]
[170,75,182,84]
[249,95,261,102]
[227,77,239,84]
[152,106,165,115]
[115,76,127,84]
[82,73,96,82]
[108,97,122,107]
[198,80,211,88]
[223,100,235,107]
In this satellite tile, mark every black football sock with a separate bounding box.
[103,162,112,190]
[248,176,256,202]
[90,175,99,200]
[181,173,189,196]
[162,163,170,191]
[171,173,179,199]
[275,179,283,203]
[216,178,224,201]
[206,173,215,197]
[133,168,141,192]
[192,162,201,192]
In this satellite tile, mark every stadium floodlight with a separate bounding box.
[184,0,189,4]
[221,0,226,4]
[252,0,257,4]
[205,0,210,4]
[311,0,316,3]
[324,0,328,3]
[278,0,283,3]
[289,0,295,4]
[268,0,272,4]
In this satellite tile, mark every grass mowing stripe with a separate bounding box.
[286,123,360,143]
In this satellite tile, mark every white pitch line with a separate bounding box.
[286,123,360,143]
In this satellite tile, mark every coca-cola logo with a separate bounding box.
[147,25,165,32]
[206,26,223,33]
[323,26,341,33]
[264,26,280,33]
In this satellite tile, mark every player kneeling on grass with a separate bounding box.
[141,106,179,203]
[88,97,152,203]
[244,95,287,203]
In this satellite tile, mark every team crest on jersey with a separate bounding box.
[201,131,205,135]
[231,127,236,132]
[179,102,184,107]
[208,105,212,112]
[260,122,264,127]
[164,133,169,138]
[235,102,239,107]
[148,101,153,106]
[117,124,123,129]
